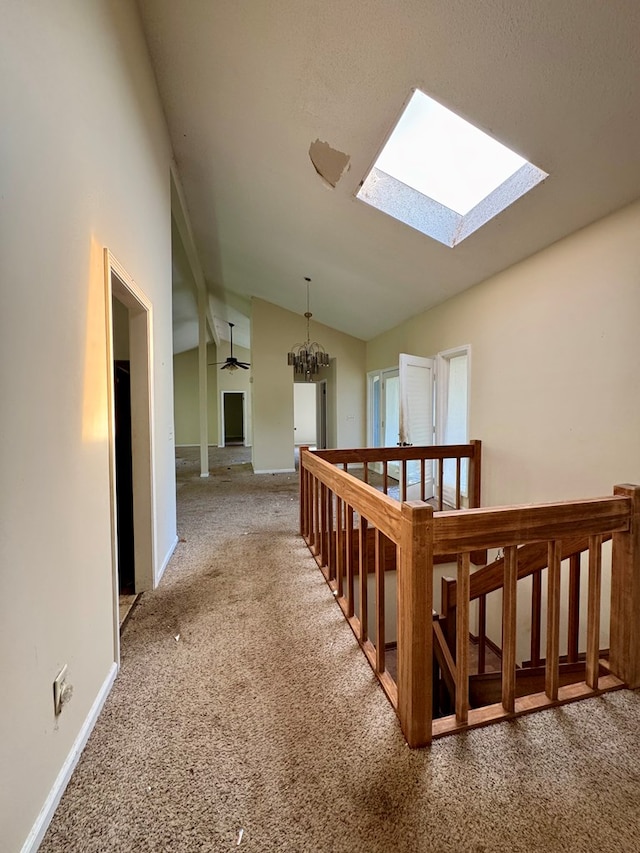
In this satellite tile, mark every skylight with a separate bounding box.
[357,89,548,247]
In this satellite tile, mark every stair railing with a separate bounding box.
[432,488,640,740]
[299,444,640,747]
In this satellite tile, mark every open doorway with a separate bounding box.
[220,391,246,446]
[112,299,135,595]
[105,251,156,658]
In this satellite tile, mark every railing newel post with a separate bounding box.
[610,484,640,688]
[397,500,434,748]
[299,445,310,537]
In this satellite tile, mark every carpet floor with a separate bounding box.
[40,448,640,852]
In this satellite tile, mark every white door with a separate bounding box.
[399,353,435,498]
[293,382,317,446]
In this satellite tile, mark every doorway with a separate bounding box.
[105,251,156,659]
[368,367,400,476]
[221,391,246,446]
[113,356,135,594]
[218,391,247,447]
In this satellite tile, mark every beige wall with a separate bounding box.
[217,343,252,446]
[0,2,176,850]
[251,298,366,472]
[367,200,640,506]
[173,342,252,446]
[173,344,217,445]
[367,200,640,660]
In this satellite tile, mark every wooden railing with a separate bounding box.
[441,533,613,675]
[430,492,637,742]
[299,444,640,747]
[303,440,482,507]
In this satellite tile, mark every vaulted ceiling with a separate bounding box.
[137,0,640,351]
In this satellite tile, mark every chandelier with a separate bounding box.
[287,277,330,381]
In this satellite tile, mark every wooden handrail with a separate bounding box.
[302,449,402,543]
[445,532,614,602]
[314,443,477,464]
[433,496,630,555]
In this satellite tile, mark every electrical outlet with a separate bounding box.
[53,665,71,716]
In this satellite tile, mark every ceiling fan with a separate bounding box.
[210,322,250,371]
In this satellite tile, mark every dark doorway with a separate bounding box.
[114,360,135,593]
[223,392,244,446]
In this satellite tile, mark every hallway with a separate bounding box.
[41,449,640,852]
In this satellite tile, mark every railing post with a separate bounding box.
[469,440,486,565]
[299,446,310,536]
[610,484,640,688]
[397,501,434,748]
[441,576,456,656]
[468,440,482,509]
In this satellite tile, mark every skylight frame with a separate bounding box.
[356,88,548,248]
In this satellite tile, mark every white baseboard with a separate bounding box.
[21,662,118,853]
[155,534,178,586]
[253,468,296,474]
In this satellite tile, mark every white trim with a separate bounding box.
[105,250,157,598]
[20,663,118,853]
[253,468,296,474]
[155,535,178,586]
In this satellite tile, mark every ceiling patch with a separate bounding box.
[309,139,350,188]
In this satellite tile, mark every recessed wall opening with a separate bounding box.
[105,250,156,658]
[221,391,246,446]
[357,88,548,247]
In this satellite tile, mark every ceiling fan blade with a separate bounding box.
[238,363,250,369]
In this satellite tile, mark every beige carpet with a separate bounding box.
[41,447,640,852]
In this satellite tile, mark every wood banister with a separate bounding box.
[397,501,434,747]
[299,446,636,747]
[446,533,613,604]
[610,484,640,688]
[501,545,518,712]
[314,444,477,464]
[433,496,630,555]
[567,553,581,663]
[302,450,402,542]
[545,540,562,701]
[455,553,470,724]
[586,534,602,689]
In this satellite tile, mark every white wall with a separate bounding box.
[251,298,366,472]
[0,2,176,849]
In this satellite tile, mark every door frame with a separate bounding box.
[435,344,471,503]
[104,249,156,663]
[219,390,248,447]
[316,379,328,450]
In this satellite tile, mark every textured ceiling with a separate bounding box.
[139,0,640,344]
